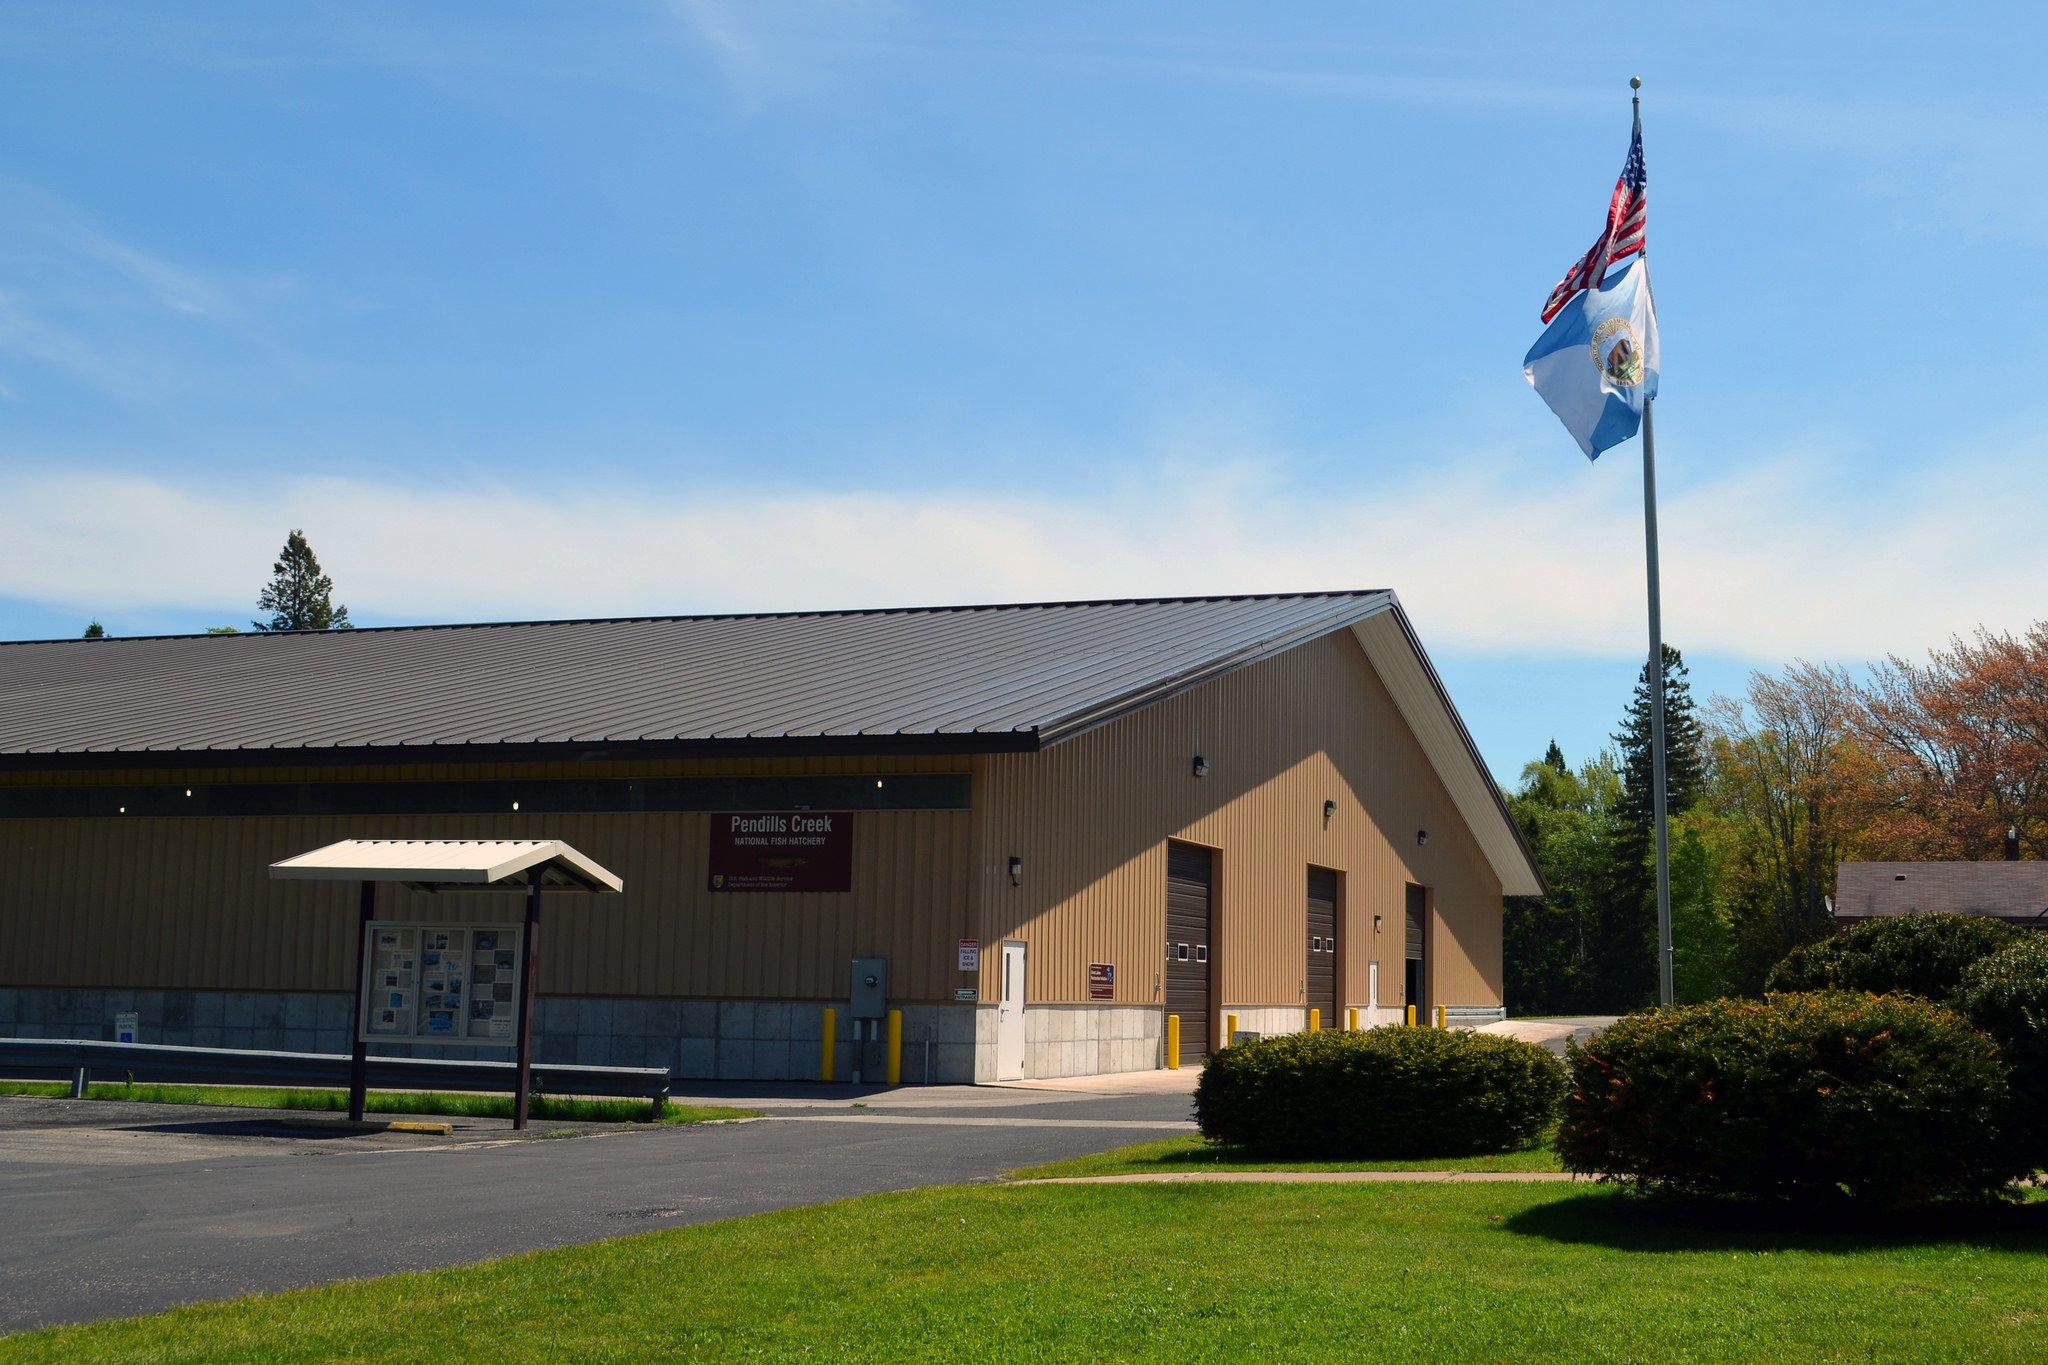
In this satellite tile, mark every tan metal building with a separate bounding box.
[0,592,1541,1082]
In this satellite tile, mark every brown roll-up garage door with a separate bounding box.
[1405,882,1428,1014]
[1306,866,1338,1027]
[1166,841,1213,1063]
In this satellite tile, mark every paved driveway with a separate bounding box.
[0,1075,1198,1334]
[1477,1016,1618,1054]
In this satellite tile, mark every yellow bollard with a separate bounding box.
[1165,1014,1181,1069]
[820,1006,837,1083]
[1224,1012,1238,1045]
[1406,1003,1417,1028]
[1308,1007,1320,1033]
[1435,1004,1447,1030]
[1348,1006,1359,1032]
[885,1008,903,1085]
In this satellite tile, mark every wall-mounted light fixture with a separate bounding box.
[511,801,520,811]
[1416,829,1429,846]
[1008,855,1023,887]
[1192,755,1210,778]
[1322,799,1337,827]
[1373,914,1383,935]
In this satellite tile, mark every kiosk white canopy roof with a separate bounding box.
[269,838,623,893]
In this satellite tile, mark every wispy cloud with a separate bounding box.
[0,177,287,400]
[3,435,2041,660]
[659,0,899,108]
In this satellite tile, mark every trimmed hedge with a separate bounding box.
[1956,936,2048,1166]
[1766,912,2015,1003]
[1559,992,2027,1205]
[1194,1027,1565,1158]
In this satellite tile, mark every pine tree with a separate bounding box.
[1592,644,1706,1009]
[1543,739,1568,775]
[1615,644,1704,834]
[253,530,352,632]
[81,621,106,639]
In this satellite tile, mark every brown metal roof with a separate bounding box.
[1834,861,2048,924]
[0,592,1397,764]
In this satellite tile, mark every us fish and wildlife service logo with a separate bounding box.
[1590,315,1644,387]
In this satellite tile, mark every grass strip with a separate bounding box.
[7,1182,2048,1361]
[1009,1132,1563,1179]
[0,1080,755,1126]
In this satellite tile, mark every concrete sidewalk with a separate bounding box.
[656,1064,1201,1112]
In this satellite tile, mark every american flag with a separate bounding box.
[1540,120,1646,322]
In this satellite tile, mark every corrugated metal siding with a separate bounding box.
[973,631,1504,1011]
[0,755,974,1002]
[1350,612,1540,896]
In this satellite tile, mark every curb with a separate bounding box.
[278,1116,455,1136]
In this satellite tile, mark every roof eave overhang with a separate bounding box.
[1348,602,1547,897]
[0,730,1042,775]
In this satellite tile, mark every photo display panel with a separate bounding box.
[359,922,523,1046]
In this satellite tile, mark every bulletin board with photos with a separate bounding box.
[359,922,524,1046]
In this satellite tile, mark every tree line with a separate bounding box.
[82,529,350,639]
[1505,623,2048,1012]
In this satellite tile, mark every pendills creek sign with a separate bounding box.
[708,812,855,893]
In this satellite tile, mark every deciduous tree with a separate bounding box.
[1858,628,2048,859]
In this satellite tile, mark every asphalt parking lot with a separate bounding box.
[0,1074,1198,1334]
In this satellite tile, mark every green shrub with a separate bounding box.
[1766,912,2014,1002]
[1559,992,2027,1205]
[1957,936,2048,1167]
[1194,1027,1565,1158]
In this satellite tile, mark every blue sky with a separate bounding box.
[2,2,2045,779]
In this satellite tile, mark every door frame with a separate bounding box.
[996,939,1027,1079]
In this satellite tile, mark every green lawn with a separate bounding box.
[9,1183,2048,1361]
[0,1080,755,1127]
[1010,1132,1563,1178]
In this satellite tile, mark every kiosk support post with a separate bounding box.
[513,866,543,1130]
[348,879,375,1122]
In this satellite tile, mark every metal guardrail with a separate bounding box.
[0,1037,671,1113]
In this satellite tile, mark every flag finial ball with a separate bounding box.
[1629,76,1642,90]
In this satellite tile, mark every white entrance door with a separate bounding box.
[997,941,1027,1079]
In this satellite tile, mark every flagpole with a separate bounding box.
[1632,74,1675,1007]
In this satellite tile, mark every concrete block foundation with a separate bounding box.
[0,986,1508,1084]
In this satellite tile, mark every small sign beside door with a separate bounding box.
[958,938,980,971]
[953,987,978,1001]
[1088,963,1115,1000]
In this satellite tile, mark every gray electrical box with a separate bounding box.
[849,957,887,1020]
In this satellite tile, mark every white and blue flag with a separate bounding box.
[1522,257,1659,460]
